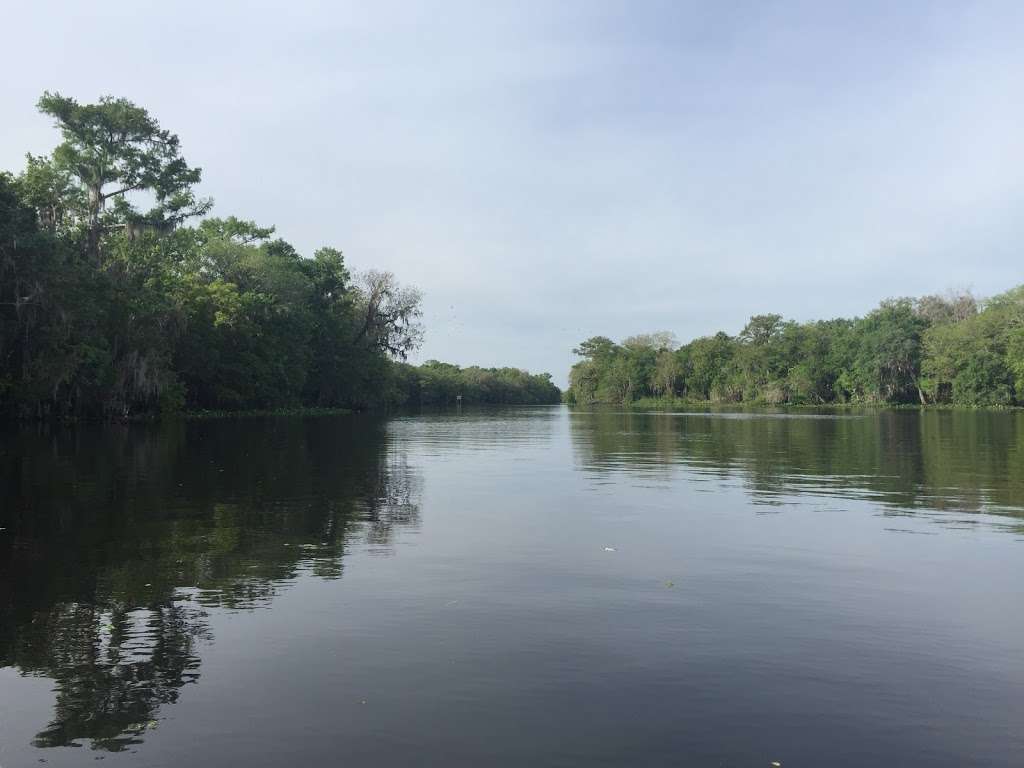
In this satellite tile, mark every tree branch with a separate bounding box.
[101,183,143,201]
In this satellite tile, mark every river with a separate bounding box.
[1,407,1022,766]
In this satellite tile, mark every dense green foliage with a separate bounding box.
[390,360,560,406]
[0,93,558,418]
[568,290,1024,407]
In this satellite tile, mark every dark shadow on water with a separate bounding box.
[0,414,421,751]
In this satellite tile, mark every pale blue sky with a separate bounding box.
[3,1,1022,384]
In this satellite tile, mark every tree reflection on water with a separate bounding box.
[0,415,421,751]
[569,407,1024,528]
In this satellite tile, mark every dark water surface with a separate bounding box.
[1,407,1022,767]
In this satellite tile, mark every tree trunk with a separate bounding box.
[87,185,102,264]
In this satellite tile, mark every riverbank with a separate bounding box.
[181,406,356,420]
[583,396,1023,412]
[0,406,358,424]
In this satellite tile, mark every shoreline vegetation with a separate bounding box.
[116,399,564,423]
[566,287,1024,409]
[618,397,1023,412]
[5,92,1020,422]
[0,93,559,421]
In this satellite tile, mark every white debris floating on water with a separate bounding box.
[603,547,617,552]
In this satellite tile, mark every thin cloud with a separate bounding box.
[2,0,1021,385]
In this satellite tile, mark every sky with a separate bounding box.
[3,1,1023,385]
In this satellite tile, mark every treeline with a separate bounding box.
[0,93,557,418]
[392,360,560,405]
[567,288,1024,407]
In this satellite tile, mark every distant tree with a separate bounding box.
[302,247,356,406]
[566,289,1023,408]
[915,291,978,325]
[653,348,684,397]
[622,331,677,351]
[739,314,784,346]
[568,359,600,404]
[354,270,424,360]
[573,336,618,362]
[922,286,1021,405]
[686,333,736,401]
[860,299,930,403]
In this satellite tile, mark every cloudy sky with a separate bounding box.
[3,1,1022,384]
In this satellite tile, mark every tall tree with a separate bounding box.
[354,270,423,360]
[36,92,210,261]
[739,314,784,346]
[2,93,561,418]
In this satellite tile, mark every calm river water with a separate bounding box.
[1,407,1022,767]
